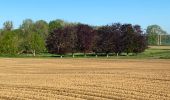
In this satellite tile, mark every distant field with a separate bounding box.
[149,46,170,50]
[0,58,169,99]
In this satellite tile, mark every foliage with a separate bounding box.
[49,19,65,32]
[0,19,148,57]
[34,20,49,38]
[121,24,136,55]
[0,31,19,54]
[18,19,46,56]
[3,21,13,31]
[76,24,95,55]
[64,25,78,57]
[93,24,147,56]
[46,28,68,54]
[147,25,167,45]
[133,25,147,54]
[29,32,46,56]
[93,25,114,55]
[20,19,34,35]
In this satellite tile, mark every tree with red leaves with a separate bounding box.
[76,24,95,57]
[46,28,68,55]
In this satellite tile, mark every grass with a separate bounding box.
[0,46,170,59]
[140,46,170,59]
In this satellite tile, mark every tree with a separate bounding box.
[94,24,147,56]
[29,32,46,56]
[93,25,114,57]
[34,20,49,38]
[133,34,147,54]
[133,25,147,54]
[49,19,65,32]
[19,19,34,54]
[19,19,46,56]
[64,25,78,57]
[76,24,95,57]
[3,21,13,31]
[110,23,124,56]
[121,24,135,55]
[0,31,19,54]
[46,28,68,55]
[20,19,34,35]
[147,25,167,45]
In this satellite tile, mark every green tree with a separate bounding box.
[19,19,34,53]
[19,19,46,56]
[49,19,65,32]
[29,32,46,56]
[34,20,49,38]
[0,31,19,54]
[147,25,167,45]
[20,19,34,35]
[3,21,13,31]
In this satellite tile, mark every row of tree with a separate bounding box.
[0,19,48,56]
[0,19,148,57]
[46,23,147,57]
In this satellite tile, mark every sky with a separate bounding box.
[0,0,170,33]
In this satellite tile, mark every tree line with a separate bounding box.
[0,19,148,57]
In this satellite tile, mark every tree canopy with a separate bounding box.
[0,19,148,57]
[147,25,167,45]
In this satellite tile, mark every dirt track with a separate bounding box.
[0,58,170,99]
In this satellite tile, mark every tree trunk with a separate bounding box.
[57,46,60,54]
[95,52,98,58]
[116,53,119,57]
[84,52,86,57]
[127,52,129,56]
[107,53,109,58]
[72,53,75,58]
[33,50,36,57]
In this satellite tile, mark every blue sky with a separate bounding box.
[0,0,170,32]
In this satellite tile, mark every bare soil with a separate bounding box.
[0,58,169,100]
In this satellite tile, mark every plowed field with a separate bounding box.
[0,58,170,100]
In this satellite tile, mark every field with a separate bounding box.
[0,58,170,100]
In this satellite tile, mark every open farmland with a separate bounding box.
[0,58,170,100]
